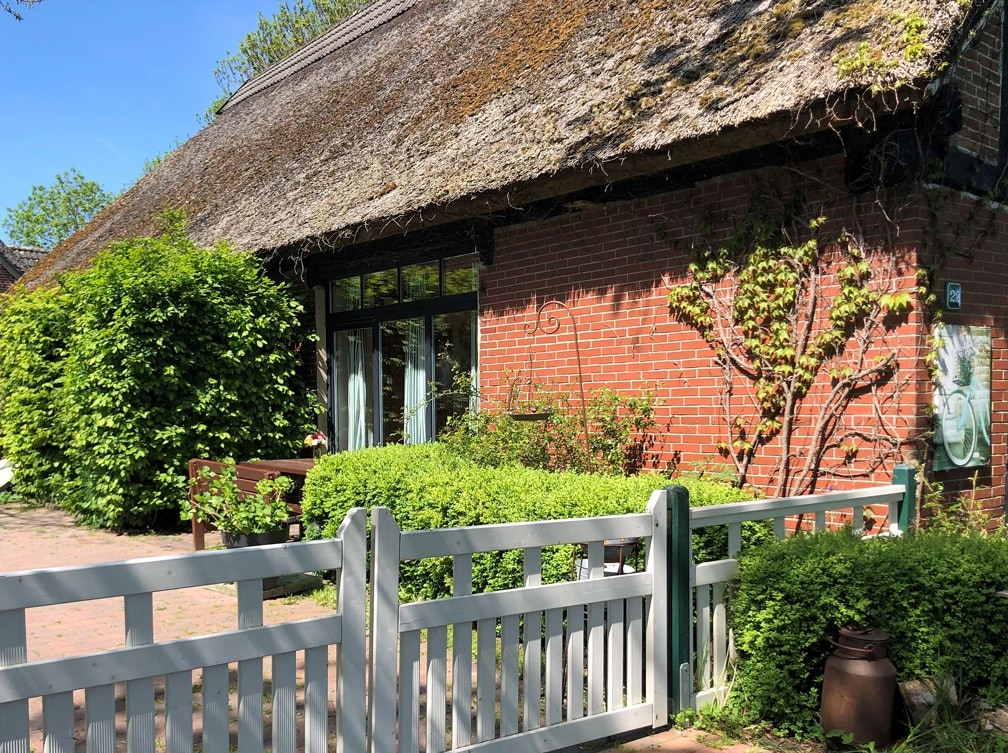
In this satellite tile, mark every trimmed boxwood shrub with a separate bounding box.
[301,443,766,600]
[730,530,1008,737]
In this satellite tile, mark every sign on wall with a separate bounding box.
[932,324,992,470]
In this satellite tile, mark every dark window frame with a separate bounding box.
[326,254,477,448]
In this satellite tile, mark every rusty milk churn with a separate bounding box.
[820,626,898,747]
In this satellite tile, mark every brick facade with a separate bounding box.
[949,8,1002,164]
[470,8,1008,516]
[0,266,15,293]
[297,6,1008,518]
[479,157,928,498]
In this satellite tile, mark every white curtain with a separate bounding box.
[347,331,367,450]
[404,318,428,444]
[469,311,479,412]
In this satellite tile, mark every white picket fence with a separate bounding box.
[682,477,914,710]
[368,488,668,752]
[0,492,669,753]
[0,475,916,753]
[0,509,367,753]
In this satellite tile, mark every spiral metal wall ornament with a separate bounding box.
[514,299,592,464]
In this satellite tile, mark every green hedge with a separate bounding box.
[0,215,311,529]
[301,443,765,600]
[730,530,1008,736]
[0,285,72,503]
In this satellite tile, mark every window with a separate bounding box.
[327,254,477,451]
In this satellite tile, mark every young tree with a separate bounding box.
[2,0,41,21]
[3,168,115,248]
[205,0,361,121]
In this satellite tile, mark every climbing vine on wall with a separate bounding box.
[667,209,913,496]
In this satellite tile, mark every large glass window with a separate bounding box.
[331,277,362,312]
[364,269,398,308]
[435,311,477,436]
[333,328,373,450]
[327,254,478,451]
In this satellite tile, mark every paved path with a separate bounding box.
[0,504,333,662]
[0,503,766,753]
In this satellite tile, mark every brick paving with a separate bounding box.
[0,504,334,661]
[0,503,765,753]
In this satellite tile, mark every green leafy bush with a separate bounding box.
[301,443,762,600]
[0,214,311,529]
[183,464,294,535]
[730,530,1008,737]
[438,377,657,475]
[0,285,71,503]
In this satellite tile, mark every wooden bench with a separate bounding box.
[187,458,303,551]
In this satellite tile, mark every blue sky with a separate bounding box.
[1,1,283,242]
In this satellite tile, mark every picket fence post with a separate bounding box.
[336,508,367,753]
[891,463,917,535]
[666,485,691,714]
[368,507,400,753]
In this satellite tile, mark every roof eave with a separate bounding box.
[268,81,937,259]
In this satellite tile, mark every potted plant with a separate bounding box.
[184,463,294,548]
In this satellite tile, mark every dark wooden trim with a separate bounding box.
[304,220,493,287]
[326,292,477,330]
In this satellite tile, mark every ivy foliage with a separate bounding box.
[730,530,1008,737]
[301,443,763,601]
[0,214,311,529]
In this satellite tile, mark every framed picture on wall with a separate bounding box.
[932,324,992,471]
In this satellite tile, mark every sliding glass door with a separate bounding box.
[333,328,372,451]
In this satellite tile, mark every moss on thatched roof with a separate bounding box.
[26,0,989,286]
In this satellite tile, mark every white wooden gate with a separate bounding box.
[0,508,367,753]
[367,489,669,753]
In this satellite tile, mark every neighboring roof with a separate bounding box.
[26,0,989,286]
[0,240,48,279]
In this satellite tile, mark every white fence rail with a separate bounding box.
[0,473,917,751]
[0,508,367,753]
[682,475,915,710]
[368,489,669,753]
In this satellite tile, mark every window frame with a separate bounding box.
[325,259,477,449]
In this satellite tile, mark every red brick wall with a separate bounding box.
[477,16,1008,515]
[949,7,1002,164]
[480,156,927,498]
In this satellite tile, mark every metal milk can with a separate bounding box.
[820,626,898,747]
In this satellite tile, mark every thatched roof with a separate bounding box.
[26,0,989,286]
